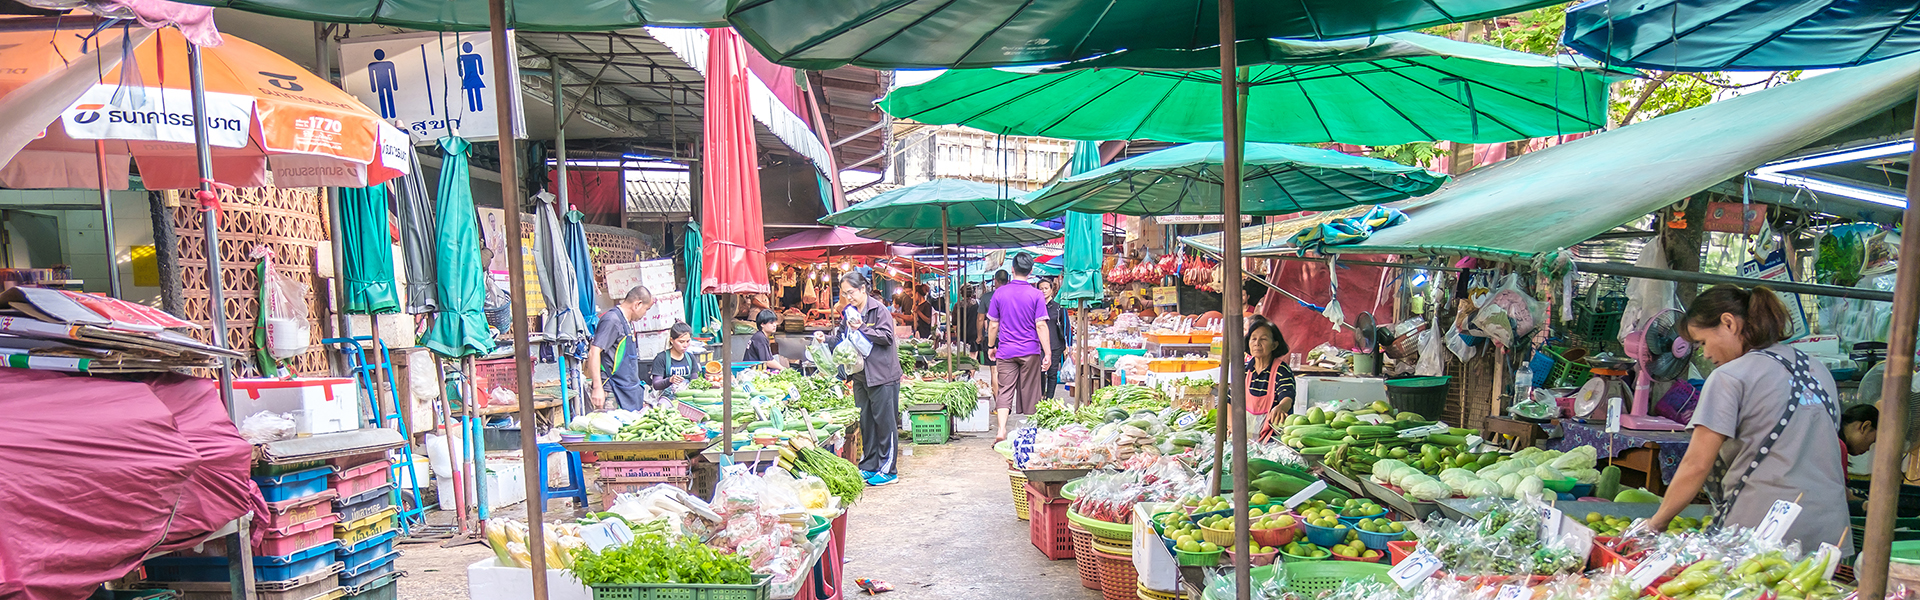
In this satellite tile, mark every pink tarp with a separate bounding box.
[0,370,263,600]
[1256,255,1396,354]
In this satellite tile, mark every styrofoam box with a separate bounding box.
[1294,376,1389,415]
[468,558,592,600]
[232,378,362,435]
[486,460,526,510]
[1132,502,1180,593]
[633,290,685,332]
[954,399,991,432]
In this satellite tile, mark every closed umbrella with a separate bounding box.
[1021,142,1447,218]
[1059,141,1107,304]
[727,0,1564,69]
[1563,0,1920,71]
[878,34,1623,146]
[858,221,1061,249]
[534,192,589,342]
[338,185,400,314]
[421,137,497,359]
[565,208,598,331]
[685,222,721,336]
[392,149,439,314]
[701,28,770,295]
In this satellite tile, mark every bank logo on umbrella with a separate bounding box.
[63,85,252,148]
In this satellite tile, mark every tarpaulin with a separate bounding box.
[1257,256,1396,355]
[699,28,769,294]
[0,370,262,600]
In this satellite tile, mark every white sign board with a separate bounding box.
[340,32,524,144]
[63,85,252,148]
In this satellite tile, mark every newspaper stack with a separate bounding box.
[0,287,245,374]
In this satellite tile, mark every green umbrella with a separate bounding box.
[820,178,1028,229]
[879,33,1624,146]
[339,185,400,315]
[422,137,498,358]
[1059,142,1106,303]
[1021,141,1447,218]
[174,0,724,31]
[858,220,1062,249]
[727,0,1563,69]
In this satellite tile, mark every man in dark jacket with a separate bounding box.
[1038,278,1069,400]
[817,271,903,486]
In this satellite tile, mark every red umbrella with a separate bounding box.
[701,27,769,295]
[767,226,890,259]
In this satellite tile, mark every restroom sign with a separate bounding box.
[340,31,524,144]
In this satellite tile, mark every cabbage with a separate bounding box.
[1462,479,1503,498]
[1551,446,1598,471]
[1534,465,1567,481]
[586,413,623,435]
[1568,468,1601,485]
[1404,474,1452,501]
[1372,460,1409,485]
[1438,468,1478,486]
[1516,475,1545,500]
[1513,447,1544,461]
[1497,473,1524,497]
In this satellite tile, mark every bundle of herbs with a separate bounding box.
[569,534,756,586]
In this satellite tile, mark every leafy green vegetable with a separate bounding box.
[569,534,754,585]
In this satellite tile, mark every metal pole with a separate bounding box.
[1216,0,1250,596]
[552,59,571,420]
[722,294,736,459]
[96,141,120,298]
[187,42,235,421]
[485,1,548,596]
[941,208,953,381]
[1857,94,1920,599]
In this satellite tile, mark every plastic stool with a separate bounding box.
[536,443,588,512]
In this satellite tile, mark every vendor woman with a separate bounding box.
[650,322,700,393]
[1243,318,1296,441]
[1645,285,1850,554]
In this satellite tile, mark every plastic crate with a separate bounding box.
[1009,470,1030,521]
[1069,524,1101,589]
[341,531,398,572]
[334,508,397,546]
[1028,482,1073,560]
[264,490,340,531]
[339,551,397,589]
[597,460,692,479]
[255,544,339,582]
[255,466,336,503]
[256,460,327,477]
[470,358,517,394]
[334,485,394,523]
[330,460,391,499]
[1543,346,1594,389]
[259,515,343,556]
[1572,300,1627,342]
[909,410,949,445]
[343,573,399,600]
[1851,516,1920,555]
[597,448,685,461]
[588,574,771,600]
[1271,561,1391,595]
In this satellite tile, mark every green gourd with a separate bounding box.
[1594,465,1623,500]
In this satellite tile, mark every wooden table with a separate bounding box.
[1483,416,1548,451]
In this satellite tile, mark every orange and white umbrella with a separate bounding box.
[0,24,408,190]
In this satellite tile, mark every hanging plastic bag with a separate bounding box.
[1416,326,1446,376]
[1482,273,1547,340]
[1322,256,1345,330]
[250,245,312,360]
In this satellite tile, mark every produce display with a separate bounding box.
[1069,458,1206,523]
[569,534,755,586]
[1415,498,1586,577]
[900,379,980,418]
[775,436,864,506]
[564,408,703,442]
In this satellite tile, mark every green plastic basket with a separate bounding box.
[908,410,949,445]
[1852,516,1920,555]
[1098,348,1147,367]
[1176,549,1222,567]
[1067,508,1134,541]
[590,575,771,600]
[1062,478,1083,501]
[1543,346,1592,389]
[1208,562,1392,599]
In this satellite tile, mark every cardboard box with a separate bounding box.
[231,378,363,435]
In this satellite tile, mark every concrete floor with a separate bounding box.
[393,425,1101,600]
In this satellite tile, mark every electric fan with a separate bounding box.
[1621,308,1693,431]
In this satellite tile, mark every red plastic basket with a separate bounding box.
[1070,524,1101,589]
[1388,540,1418,565]
[1093,546,1138,600]
[1589,540,1642,572]
[471,358,516,393]
[330,461,390,499]
[1028,483,1073,560]
[256,514,341,556]
[597,460,692,479]
[262,490,339,531]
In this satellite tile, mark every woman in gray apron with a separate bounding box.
[1644,285,1850,555]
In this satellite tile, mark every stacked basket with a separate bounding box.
[330,453,400,599]
[142,461,346,600]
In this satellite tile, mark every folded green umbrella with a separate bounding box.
[880,33,1624,146]
[858,220,1062,249]
[1020,141,1447,218]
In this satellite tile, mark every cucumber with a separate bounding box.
[1425,433,1469,446]
[1346,425,1397,437]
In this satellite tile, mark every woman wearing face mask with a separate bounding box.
[1643,285,1849,556]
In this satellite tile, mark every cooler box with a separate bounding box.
[232,378,362,435]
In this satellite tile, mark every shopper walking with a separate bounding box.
[820,272,903,486]
[1038,278,1069,400]
[988,254,1051,442]
[586,285,654,411]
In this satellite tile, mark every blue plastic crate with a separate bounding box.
[341,531,397,572]
[140,557,230,582]
[339,551,396,590]
[255,540,340,567]
[334,484,394,523]
[254,546,338,582]
[253,466,336,503]
[143,540,338,583]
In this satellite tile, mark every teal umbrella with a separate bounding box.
[684,222,722,337]
[174,0,724,31]
[820,178,1028,229]
[1059,141,1106,303]
[421,137,497,358]
[338,185,399,314]
[1564,0,1920,71]
[1021,141,1448,218]
[879,34,1624,146]
[858,220,1061,249]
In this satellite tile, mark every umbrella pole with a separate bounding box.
[95,141,120,299]
[1215,0,1251,597]
[1858,94,1920,599]
[485,0,548,596]
[722,294,735,459]
[1076,300,1087,409]
[185,42,235,420]
[941,209,953,381]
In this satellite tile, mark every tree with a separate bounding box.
[1368,142,1443,167]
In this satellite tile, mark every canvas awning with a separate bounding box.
[1306,52,1920,264]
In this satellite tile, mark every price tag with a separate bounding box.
[1607,397,1622,433]
[1176,413,1199,428]
[1496,584,1529,600]
[1627,551,1676,590]
[1819,542,1841,580]
[721,463,752,479]
[1561,515,1595,561]
[1755,500,1801,543]
[1389,549,1443,589]
[1539,505,1564,540]
[1463,434,1485,452]
[1283,480,1329,509]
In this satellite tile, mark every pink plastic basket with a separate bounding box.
[330,461,390,499]
[596,460,692,479]
[263,490,339,531]
[256,514,341,557]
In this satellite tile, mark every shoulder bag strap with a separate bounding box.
[1710,349,1837,522]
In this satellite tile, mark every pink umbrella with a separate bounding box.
[700,27,769,295]
[767,226,890,259]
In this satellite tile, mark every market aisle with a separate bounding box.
[839,427,1096,600]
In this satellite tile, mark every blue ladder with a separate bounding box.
[322,335,430,535]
